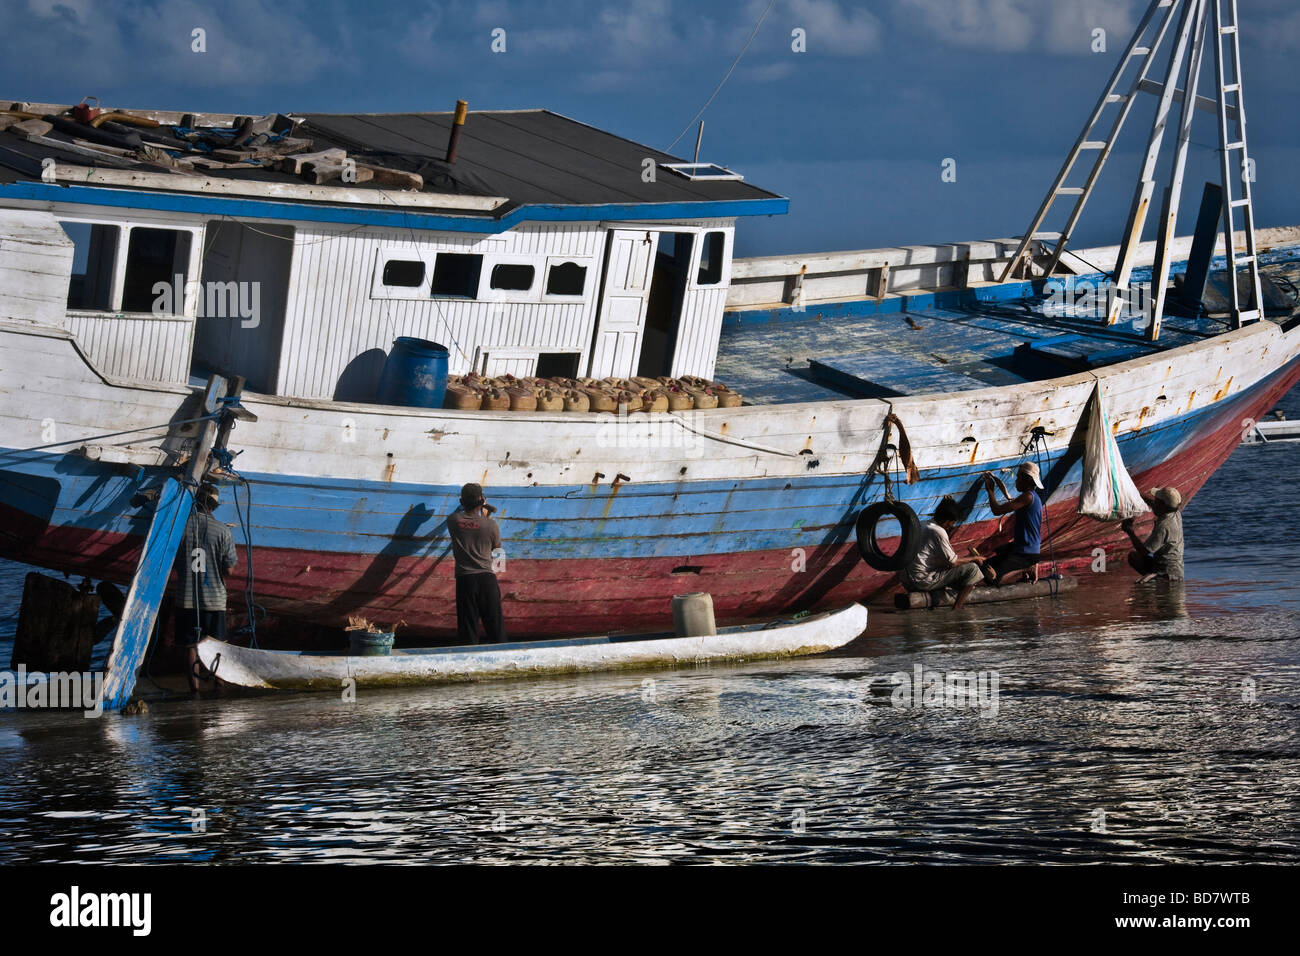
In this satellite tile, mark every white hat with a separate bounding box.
[1017,461,1044,490]
[1150,486,1182,510]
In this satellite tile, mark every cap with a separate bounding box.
[1017,461,1044,490]
[460,482,485,508]
[1150,486,1182,510]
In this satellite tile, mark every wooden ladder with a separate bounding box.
[998,0,1189,284]
[1210,0,1263,327]
[1000,0,1263,338]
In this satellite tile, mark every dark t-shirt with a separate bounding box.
[1144,512,1185,580]
[1012,489,1043,555]
[447,507,501,577]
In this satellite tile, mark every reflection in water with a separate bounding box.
[1,404,1298,863]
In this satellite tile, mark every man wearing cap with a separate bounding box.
[176,482,237,694]
[982,461,1045,585]
[1121,486,1185,581]
[446,483,506,644]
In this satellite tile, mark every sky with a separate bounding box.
[4,0,1298,257]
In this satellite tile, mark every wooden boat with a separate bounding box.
[1,3,1298,673]
[196,603,868,690]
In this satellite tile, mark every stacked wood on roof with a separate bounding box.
[0,101,422,189]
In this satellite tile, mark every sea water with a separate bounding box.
[0,394,1296,864]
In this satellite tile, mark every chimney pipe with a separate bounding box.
[445,99,468,163]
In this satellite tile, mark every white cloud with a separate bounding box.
[785,0,883,56]
[894,0,1141,55]
[21,0,336,92]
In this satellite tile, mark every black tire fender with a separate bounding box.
[854,500,922,572]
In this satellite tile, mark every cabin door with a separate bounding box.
[587,229,656,378]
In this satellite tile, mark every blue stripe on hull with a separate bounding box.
[1,356,1294,566]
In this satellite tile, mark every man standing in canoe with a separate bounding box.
[1121,486,1185,581]
[176,482,237,694]
[902,497,988,609]
[982,462,1045,585]
[446,482,507,644]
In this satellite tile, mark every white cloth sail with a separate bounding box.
[1077,381,1150,521]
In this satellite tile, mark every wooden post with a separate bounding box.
[11,573,99,672]
[100,375,227,710]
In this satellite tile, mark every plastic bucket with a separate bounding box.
[349,631,395,656]
[377,337,449,409]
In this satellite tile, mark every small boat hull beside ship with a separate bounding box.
[196,603,869,690]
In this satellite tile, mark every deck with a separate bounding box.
[716,247,1300,405]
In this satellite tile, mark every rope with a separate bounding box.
[873,412,920,501]
[7,413,220,454]
[229,474,261,649]
[665,0,776,152]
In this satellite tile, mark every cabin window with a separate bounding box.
[535,352,581,379]
[697,231,725,286]
[61,221,119,311]
[490,263,535,291]
[430,253,482,298]
[545,261,587,297]
[122,227,192,313]
[382,259,425,287]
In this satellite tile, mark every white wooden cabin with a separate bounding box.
[0,104,786,401]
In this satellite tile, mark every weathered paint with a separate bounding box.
[0,181,788,232]
[196,603,868,690]
[100,477,192,709]
[3,311,1298,639]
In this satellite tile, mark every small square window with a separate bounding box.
[535,352,580,378]
[122,227,192,313]
[382,259,425,287]
[431,253,482,298]
[490,263,535,291]
[697,231,725,286]
[61,221,119,311]
[545,261,586,297]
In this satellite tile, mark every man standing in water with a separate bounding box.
[1121,486,1185,581]
[176,482,237,695]
[982,462,1045,585]
[446,482,506,644]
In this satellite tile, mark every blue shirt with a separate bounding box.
[1013,489,1043,555]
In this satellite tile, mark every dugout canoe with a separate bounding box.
[195,602,869,690]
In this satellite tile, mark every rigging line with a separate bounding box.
[378,189,476,368]
[665,0,776,152]
[6,413,219,454]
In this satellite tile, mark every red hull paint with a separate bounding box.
[7,362,1297,640]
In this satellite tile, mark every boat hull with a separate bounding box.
[197,603,869,689]
[3,317,1299,639]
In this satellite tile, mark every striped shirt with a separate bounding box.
[179,511,237,610]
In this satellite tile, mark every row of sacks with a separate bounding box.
[444,374,744,413]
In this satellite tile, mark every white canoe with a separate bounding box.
[197,603,868,691]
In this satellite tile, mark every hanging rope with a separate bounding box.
[873,413,919,486]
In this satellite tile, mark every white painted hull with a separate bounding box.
[196,603,869,690]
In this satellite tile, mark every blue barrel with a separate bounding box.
[377,337,449,408]
[348,631,395,657]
